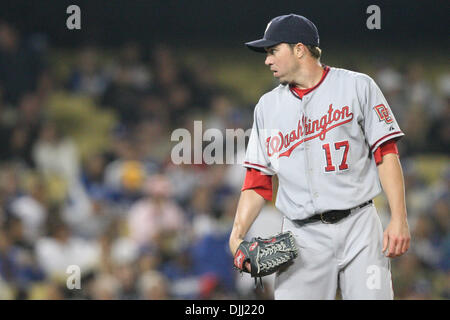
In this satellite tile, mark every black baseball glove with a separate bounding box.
[233,231,298,286]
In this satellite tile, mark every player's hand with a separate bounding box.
[382,217,411,258]
[231,239,252,272]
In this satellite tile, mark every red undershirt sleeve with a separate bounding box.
[241,168,273,201]
[373,139,399,166]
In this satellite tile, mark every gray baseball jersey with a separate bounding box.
[243,66,404,220]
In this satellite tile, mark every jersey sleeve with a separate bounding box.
[361,77,405,153]
[243,103,276,176]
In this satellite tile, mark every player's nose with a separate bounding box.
[265,55,273,66]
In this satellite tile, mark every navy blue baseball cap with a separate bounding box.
[245,14,320,53]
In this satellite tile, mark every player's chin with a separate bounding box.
[275,75,290,86]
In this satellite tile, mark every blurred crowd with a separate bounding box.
[0,20,448,300]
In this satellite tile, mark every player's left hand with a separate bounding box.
[382,217,411,258]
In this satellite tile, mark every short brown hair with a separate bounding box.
[289,43,322,60]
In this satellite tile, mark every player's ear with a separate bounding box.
[293,43,305,58]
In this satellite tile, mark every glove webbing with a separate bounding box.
[256,241,292,274]
[252,240,292,289]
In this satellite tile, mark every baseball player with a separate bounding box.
[229,14,411,299]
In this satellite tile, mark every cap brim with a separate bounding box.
[245,39,280,53]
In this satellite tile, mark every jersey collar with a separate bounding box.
[289,65,330,100]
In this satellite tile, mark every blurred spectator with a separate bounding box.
[138,91,169,122]
[160,245,201,299]
[391,253,425,299]
[412,214,442,269]
[80,153,112,201]
[133,119,171,167]
[110,236,140,267]
[89,273,120,300]
[0,226,45,294]
[204,94,236,133]
[35,219,100,279]
[0,21,46,105]
[427,98,450,154]
[375,65,405,125]
[114,262,139,299]
[151,44,181,91]
[100,48,149,125]
[0,164,22,214]
[137,245,162,274]
[0,229,17,282]
[127,174,186,249]
[166,84,194,126]
[137,270,170,300]
[67,46,110,98]
[9,174,48,242]
[205,165,235,215]
[401,159,432,226]
[190,230,235,295]
[28,281,66,300]
[62,186,115,240]
[150,44,199,126]
[406,278,434,300]
[187,59,222,109]
[103,135,148,205]
[0,277,14,299]
[401,107,431,156]
[7,216,31,249]
[114,42,152,92]
[223,130,248,193]
[186,185,218,240]
[32,121,80,186]
[166,162,203,206]
[404,62,439,116]
[5,93,44,167]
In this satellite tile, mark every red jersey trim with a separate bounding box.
[289,65,330,99]
[243,161,268,169]
[370,131,403,152]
